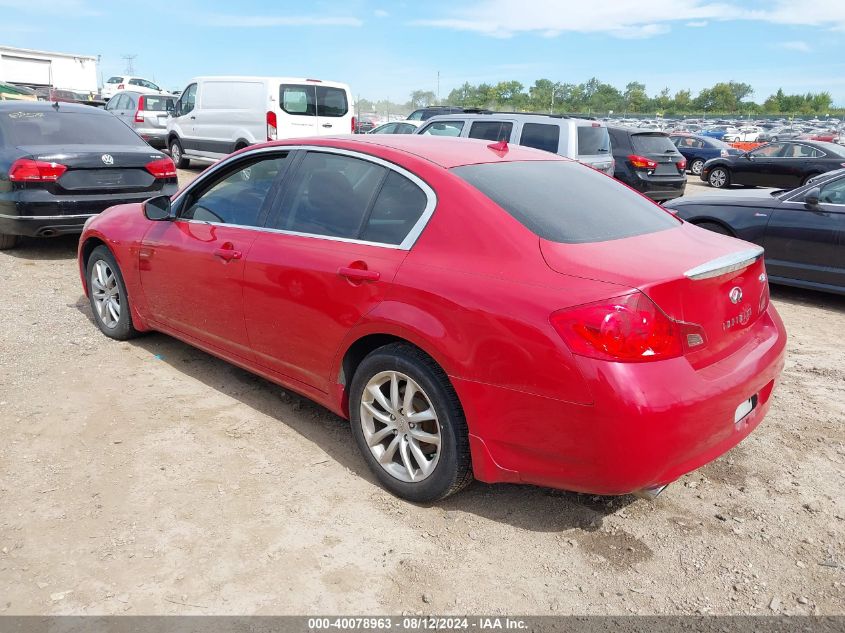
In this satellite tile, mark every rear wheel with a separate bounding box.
[349,343,472,503]
[86,246,140,340]
[690,158,705,176]
[708,167,730,188]
[696,221,733,236]
[0,233,19,250]
[770,136,778,142]
[169,137,190,168]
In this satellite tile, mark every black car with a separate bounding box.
[607,126,687,201]
[664,170,845,294]
[0,101,178,249]
[701,140,845,190]
[670,134,742,176]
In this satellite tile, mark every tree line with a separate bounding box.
[357,78,842,117]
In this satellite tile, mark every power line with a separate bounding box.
[121,54,137,75]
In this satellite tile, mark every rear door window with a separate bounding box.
[468,121,513,142]
[519,123,560,153]
[360,171,428,245]
[576,126,611,155]
[316,86,348,117]
[419,121,464,137]
[631,133,677,155]
[452,160,678,244]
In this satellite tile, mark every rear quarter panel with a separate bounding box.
[674,203,771,243]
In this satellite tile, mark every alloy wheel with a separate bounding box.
[171,143,181,165]
[360,371,441,483]
[91,260,121,329]
[710,169,727,188]
[691,160,704,176]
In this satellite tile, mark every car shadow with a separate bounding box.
[771,284,845,314]
[72,296,635,532]
[2,234,79,260]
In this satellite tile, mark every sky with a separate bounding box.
[2,0,845,107]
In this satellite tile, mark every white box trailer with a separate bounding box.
[0,46,98,93]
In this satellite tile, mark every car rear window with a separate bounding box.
[452,160,678,244]
[576,126,611,155]
[316,86,348,117]
[631,133,678,154]
[142,96,175,111]
[279,84,348,117]
[0,110,144,146]
[520,123,560,153]
[106,76,123,84]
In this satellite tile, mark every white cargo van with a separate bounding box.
[166,76,354,167]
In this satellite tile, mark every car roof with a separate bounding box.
[255,135,566,169]
[0,101,105,114]
[424,112,600,126]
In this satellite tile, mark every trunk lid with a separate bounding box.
[631,132,685,175]
[540,223,769,366]
[17,144,165,194]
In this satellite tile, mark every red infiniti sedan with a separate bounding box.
[78,135,786,502]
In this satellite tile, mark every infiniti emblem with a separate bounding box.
[729,287,743,304]
[101,154,114,165]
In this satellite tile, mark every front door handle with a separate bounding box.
[338,266,380,282]
[214,243,242,262]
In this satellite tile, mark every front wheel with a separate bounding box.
[709,167,730,188]
[349,343,472,502]
[690,158,705,176]
[0,232,19,250]
[802,173,821,187]
[169,138,190,168]
[696,221,733,236]
[86,246,140,340]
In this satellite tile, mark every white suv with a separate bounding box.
[416,113,614,175]
[102,76,164,99]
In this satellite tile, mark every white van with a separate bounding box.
[166,76,354,167]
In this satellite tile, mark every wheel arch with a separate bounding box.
[79,235,110,294]
[692,217,737,237]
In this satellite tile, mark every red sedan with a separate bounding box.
[78,136,786,502]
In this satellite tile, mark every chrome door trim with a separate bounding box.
[173,144,438,251]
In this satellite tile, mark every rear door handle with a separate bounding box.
[322,123,333,128]
[189,116,196,120]
[214,244,242,262]
[338,266,380,282]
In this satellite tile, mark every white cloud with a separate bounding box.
[374,9,389,18]
[414,0,845,38]
[780,40,812,53]
[201,14,363,27]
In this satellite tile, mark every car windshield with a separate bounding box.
[452,160,679,244]
[142,96,175,111]
[0,109,144,146]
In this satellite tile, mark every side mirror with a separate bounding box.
[804,187,821,208]
[744,153,754,160]
[144,195,173,221]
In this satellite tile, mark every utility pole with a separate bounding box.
[121,54,137,75]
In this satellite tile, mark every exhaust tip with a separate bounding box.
[633,484,668,500]
[38,229,57,237]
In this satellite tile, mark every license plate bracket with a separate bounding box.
[734,394,758,424]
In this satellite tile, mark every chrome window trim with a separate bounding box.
[0,212,97,220]
[172,144,438,251]
[684,246,765,280]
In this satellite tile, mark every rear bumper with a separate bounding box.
[456,304,787,495]
[0,186,177,237]
[136,128,168,147]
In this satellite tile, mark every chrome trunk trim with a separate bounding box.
[683,247,764,280]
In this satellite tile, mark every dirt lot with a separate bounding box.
[0,168,843,616]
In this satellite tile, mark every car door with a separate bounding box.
[138,152,291,359]
[315,85,350,135]
[279,83,320,138]
[763,174,845,288]
[770,142,813,187]
[242,149,432,391]
[170,83,198,151]
[739,143,787,186]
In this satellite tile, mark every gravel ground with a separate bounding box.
[0,167,843,615]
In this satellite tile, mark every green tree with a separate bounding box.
[409,90,436,108]
[623,81,648,113]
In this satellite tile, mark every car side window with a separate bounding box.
[751,143,786,158]
[178,84,197,116]
[520,123,561,153]
[272,152,387,239]
[818,177,845,205]
[128,79,141,86]
[181,154,289,226]
[788,144,821,158]
[396,123,415,134]
[419,121,464,137]
[376,123,396,134]
[468,121,513,142]
[360,171,428,245]
[106,96,119,111]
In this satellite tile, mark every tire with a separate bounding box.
[86,245,140,341]
[690,158,705,176]
[349,343,472,503]
[708,167,730,188]
[802,173,821,187]
[0,232,19,250]
[696,221,733,236]
[770,136,778,142]
[169,137,190,168]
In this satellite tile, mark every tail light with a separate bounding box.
[628,154,658,170]
[9,158,67,182]
[550,292,706,363]
[351,116,357,134]
[145,157,177,179]
[676,158,687,171]
[267,111,278,141]
[117,84,124,90]
[134,95,145,123]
